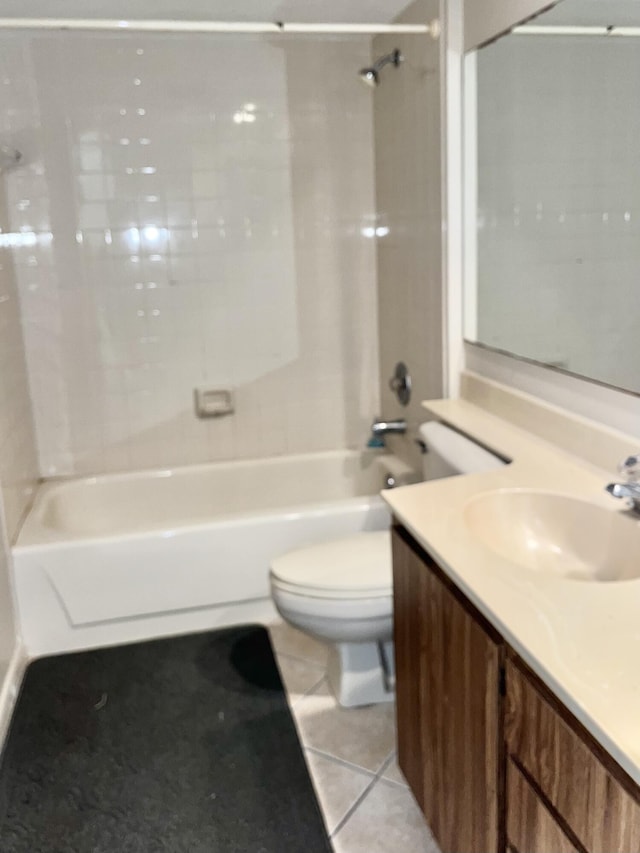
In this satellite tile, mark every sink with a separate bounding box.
[463,489,640,582]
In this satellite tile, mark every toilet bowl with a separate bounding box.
[270,422,505,708]
[271,530,394,707]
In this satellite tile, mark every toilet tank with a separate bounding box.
[419,422,505,481]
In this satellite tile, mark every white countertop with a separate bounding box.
[382,397,640,786]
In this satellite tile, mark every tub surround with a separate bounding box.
[1,33,379,479]
[0,190,39,544]
[373,0,443,473]
[0,185,38,771]
[383,390,640,787]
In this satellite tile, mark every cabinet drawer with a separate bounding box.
[507,760,579,853]
[505,658,640,853]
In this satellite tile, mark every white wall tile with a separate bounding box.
[0,191,39,542]
[1,31,379,476]
[0,52,40,681]
[373,0,444,470]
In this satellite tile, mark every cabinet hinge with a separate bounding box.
[499,666,506,697]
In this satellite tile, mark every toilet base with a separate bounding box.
[327,640,395,707]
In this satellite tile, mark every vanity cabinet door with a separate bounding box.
[392,525,429,804]
[392,526,504,853]
[506,657,640,853]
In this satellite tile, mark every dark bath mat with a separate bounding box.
[0,625,332,853]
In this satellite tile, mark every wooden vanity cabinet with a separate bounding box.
[392,523,640,853]
[391,525,504,853]
[505,656,640,853]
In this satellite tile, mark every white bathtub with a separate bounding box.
[13,450,392,657]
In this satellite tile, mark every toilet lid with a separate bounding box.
[270,530,392,599]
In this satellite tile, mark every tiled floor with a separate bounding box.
[268,619,441,853]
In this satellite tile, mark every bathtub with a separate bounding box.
[13,450,393,657]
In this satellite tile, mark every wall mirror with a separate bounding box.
[464,0,640,395]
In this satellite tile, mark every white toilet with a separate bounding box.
[270,422,504,707]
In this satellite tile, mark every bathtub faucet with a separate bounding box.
[367,417,407,448]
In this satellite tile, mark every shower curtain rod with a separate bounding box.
[513,24,640,37]
[0,18,439,36]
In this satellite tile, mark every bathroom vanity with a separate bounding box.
[393,524,640,853]
[384,386,640,853]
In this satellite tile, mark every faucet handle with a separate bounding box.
[618,453,640,481]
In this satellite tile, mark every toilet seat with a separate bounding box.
[272,586,392,623]
[270,530,391,600]
[270,529,395,707]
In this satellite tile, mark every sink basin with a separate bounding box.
[464,489,640,582]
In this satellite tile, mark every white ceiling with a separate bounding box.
[0,1,414,23]
[536,0,640,27]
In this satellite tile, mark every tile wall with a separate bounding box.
[0,144,39,683]
[476,36,640,392]
[373,0,443,471]
[0,187,38,540]
[0,38,40,540]
[0,32,380,476]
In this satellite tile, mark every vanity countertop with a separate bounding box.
[382,397,640,786]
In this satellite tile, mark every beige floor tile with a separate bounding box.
[276,654,325,704]
[379,753,408,787]
[292,681,396,774]
[268,619,330,666]
[332,778,440,853]
[304,749,374,835]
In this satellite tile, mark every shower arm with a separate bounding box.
[373,49,403,74]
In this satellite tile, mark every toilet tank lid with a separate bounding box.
[419,421,505,474]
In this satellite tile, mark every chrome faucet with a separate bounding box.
[367,417,407,448]
[606,453,640,514]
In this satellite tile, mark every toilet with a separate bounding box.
[270,421,504,707]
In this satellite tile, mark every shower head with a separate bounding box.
[359,67,378,87]
[358,48,403,87]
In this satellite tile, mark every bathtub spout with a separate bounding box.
[367,417,407,448]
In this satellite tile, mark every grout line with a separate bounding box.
[376,750,396,777]
[302,673,328,696]
[273,649,329,667]
[287,674,327,708]
[274,647,326,663]
[272,644,328,710]
[374,749,409,789]
[329,774,380,839]
[301,748,376,842]
[376,773,409,789]
[328,754,414,844]
[274,649,328,669]
[304,745,379,778]
[303,674,327,695]
[274,651,326,681]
